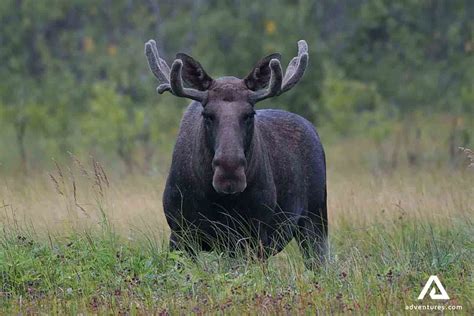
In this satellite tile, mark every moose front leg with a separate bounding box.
[168,228,212,258]
[295,205,328,269]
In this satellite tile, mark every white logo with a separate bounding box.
[418,275,450,300]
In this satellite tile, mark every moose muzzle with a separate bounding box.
[212,153,247,195]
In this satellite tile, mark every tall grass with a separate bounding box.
[0,153,472,313]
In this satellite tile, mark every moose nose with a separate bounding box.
[212,154,247,195]
[212,155,246,172]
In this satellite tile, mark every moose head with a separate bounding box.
[145,40,308,195]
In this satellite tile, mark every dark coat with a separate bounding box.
[163,102,327,260]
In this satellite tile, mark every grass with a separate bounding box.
[0,154,473,314]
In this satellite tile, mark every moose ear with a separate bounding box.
[175,53,213,91]
[244,53,282,91]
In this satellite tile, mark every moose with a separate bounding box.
[145,39,327,266]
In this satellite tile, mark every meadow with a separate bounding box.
[0,143,472,314]
[1,1,473,314]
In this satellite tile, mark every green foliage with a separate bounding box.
[0,0,472,172]
[82,83,137,153]
[320,62,390,138]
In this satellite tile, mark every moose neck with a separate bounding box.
[244,121,269,186]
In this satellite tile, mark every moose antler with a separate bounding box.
[249,40,309,102]
[144,40,208,102]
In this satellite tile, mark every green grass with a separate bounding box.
[0,209,472,313]
[0,156,473,313]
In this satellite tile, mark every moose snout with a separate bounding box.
[212,154,247,195]
[212,154,246,171]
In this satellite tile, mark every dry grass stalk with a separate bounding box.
[92,157,105,198]
[53,159,65,187]
[68,151,90,177]
[72,179,89,217]
[98,162,110,187]
[49,174,64,196]
[69,166,89,217]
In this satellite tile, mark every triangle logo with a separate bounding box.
[417,275,450,300]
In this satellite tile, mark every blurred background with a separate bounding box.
[0,0,473,176]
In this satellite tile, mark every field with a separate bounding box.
[0,145,473,314]
[1,0,473,314]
